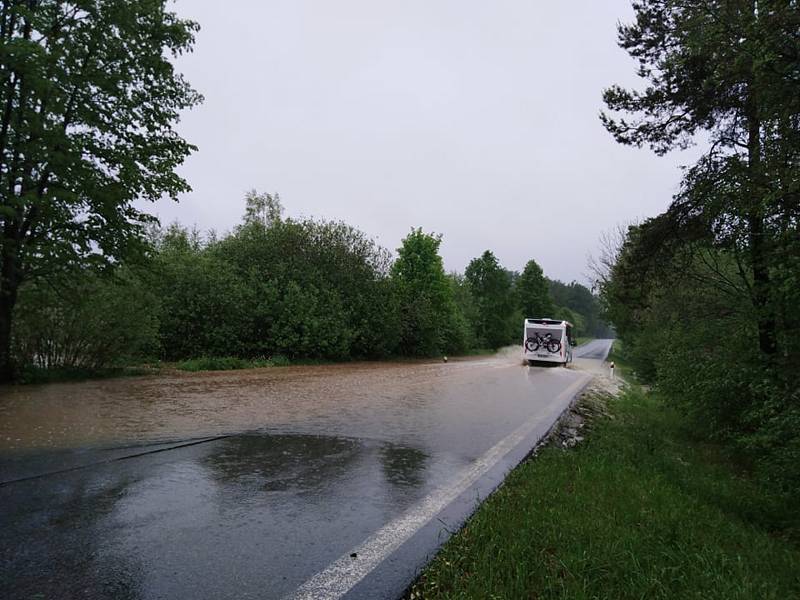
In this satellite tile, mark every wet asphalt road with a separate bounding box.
[1,341,612,600]
[573,338,614,361]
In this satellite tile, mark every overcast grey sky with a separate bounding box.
[159,0,699,284]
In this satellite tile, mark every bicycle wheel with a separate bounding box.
[547,340,561,353]
[525,338,539,352]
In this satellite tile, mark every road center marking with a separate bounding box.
[287,373,591,600]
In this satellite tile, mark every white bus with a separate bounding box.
[523,318,575,366]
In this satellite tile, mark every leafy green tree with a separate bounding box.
[153,225,253,360]
[214,194,399,359]
[12,267,160,372]
[0,1,202,380]
[391,229,460,355]
[448,272,479,348]
[465,250,515,349]
[243,190,283,227]
[515,259,554,319]
[601,0,800,356]
[600,1,800,492]
[602,218,800,491]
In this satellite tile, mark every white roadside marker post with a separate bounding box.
[609,361,615,379]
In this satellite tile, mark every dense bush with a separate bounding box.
[601,227,800,495]
[12,269,160,371]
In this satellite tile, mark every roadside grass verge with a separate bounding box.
[574,336,594,346]
[409,386,800,599]
[606,338,634,380]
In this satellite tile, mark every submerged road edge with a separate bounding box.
[288,371,593,600]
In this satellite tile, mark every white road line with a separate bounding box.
[287,373,591,600]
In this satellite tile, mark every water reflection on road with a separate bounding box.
[1,431,458,599]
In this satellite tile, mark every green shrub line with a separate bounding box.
[9,193,611,384]
[409,382,800,599]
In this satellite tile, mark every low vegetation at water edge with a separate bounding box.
[174,355,292,372]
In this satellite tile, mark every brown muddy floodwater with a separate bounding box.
[0,352,526,453]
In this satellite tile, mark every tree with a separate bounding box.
[0,1,202,380]
[601,0,800,356]
[153,225,253,360]
[515,259,554,319]
[13,267,160,372]
[243,189,283,227]
[216,193,399,359]
[390,229,459,355]
[465,250,515,349]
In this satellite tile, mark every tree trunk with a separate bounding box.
[746,73,777,356]
[0,240,20,382]
[749,214,777,355]
[0,282,16,382]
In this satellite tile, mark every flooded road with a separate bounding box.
[2,352,539,454]
[1,342,612,600]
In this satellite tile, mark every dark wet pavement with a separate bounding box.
[0,343,612,600]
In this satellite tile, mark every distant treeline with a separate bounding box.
[11,192,608,374]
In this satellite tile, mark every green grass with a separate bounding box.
[174,355,290,372]
[575,336,594,346]
[410,386,800,599]
[606,339,634,380]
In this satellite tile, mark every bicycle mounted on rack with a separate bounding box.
[524,332,561,354]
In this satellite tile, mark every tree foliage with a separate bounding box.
[600,0,800,494]
[0,0,202,379]
[465,250,516,349]
[515,259,554,319]
[12,267,160,372]
[153,196,400,361]
[548,279,610,338]
[8,182,610,374]
[601,0,800,356]
[390,229,465,355]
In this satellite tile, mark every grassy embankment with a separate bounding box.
[409,344,800,599]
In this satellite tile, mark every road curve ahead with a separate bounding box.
[574,338,614,360]
[0,344,611,600]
